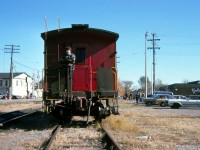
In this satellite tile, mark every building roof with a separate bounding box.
[187,80,200,84]
[0,72,31,79]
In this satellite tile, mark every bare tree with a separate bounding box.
[118,80,125,96]
[155,79,167,91]
[182,79,189,84]
[138,76,151,91]
[122,81,134,94]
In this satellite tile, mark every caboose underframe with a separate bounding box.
[43,66,119,122]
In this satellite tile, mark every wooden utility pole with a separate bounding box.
[4,45,20,99]
[147,33,160,93]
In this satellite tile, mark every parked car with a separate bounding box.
[12,95,22,99]
[168,98,200,109]
[173,95,188,99]
[1,95,9,99]
[142,94,174,106]
[188,95,200,100]
[1,95,21,99]
[0,94,6,99]
[157,98,169,107]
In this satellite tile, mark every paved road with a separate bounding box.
[152,106,200,117]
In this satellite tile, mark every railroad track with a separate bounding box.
[0,109,40,127]
[42,124,61,150]
[101,127,122,150]
[41,121,122,150]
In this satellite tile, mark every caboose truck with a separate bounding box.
[41,24,119,123]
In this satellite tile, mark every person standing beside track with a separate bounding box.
[135,92,140,104]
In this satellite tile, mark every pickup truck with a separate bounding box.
[142,94,173,106]
[167,98,200,109]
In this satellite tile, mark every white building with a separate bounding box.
[0,72,33,98]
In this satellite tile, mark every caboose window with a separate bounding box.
[75,48,85,64]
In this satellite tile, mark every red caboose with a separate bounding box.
[41,24,119,122]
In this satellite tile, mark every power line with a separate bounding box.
[13,60,41,72]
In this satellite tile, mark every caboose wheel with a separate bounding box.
[94,102,105,123]
[59,108,72,123]
[96,107,104,123]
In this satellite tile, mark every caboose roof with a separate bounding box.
[41,24,119,41]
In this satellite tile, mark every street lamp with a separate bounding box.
[145,32,150,98]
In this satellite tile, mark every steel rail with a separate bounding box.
[0,110,40,127]
[0,111,19,117]
[102,127,123,150]
[44,125,61,150]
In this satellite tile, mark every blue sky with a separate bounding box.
[0,0,200,88]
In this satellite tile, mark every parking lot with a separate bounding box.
[131,97,200,116]
[147,105,200,117]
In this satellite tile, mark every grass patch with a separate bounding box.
[102,100,200,150]
[103,114,140,133]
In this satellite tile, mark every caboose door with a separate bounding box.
[72,46,95,92]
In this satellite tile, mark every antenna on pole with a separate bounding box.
[44,16,48,40]
[4,45,20,100]
[58,16,60,32]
